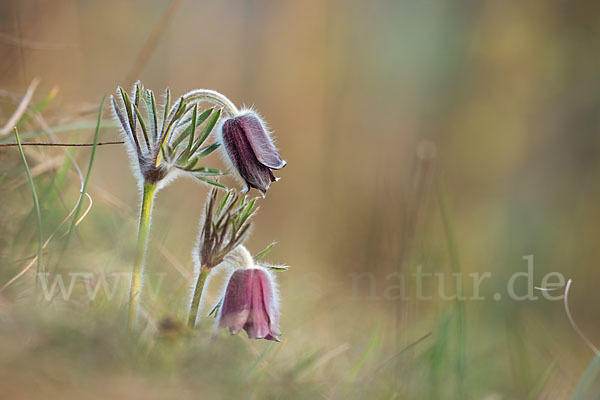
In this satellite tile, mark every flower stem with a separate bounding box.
[181,89,239,117]
[129,182,157,331]
[188,265,211,328]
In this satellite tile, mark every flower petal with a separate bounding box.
[219,269,252,334]
[218,267,281,341]
[244,270,271,339]
[238,113,286,170]
[223,118,274,193]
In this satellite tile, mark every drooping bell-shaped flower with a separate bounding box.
[217,262,280,342]
[218,111,286,194]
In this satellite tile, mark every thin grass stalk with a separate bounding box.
[437,177,467,399]
[13,127,43,287]
[64,96,105,251]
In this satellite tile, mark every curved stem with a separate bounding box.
[181,89,239,118]
[129,182,157,331]
[188,265,211,328]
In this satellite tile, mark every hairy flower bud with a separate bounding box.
[111,83,227,190]
[217,265,280,342]
[218,111,286,194]
[194,188,256,269]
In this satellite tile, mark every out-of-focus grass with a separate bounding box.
[61,96,104,255]
[0,113,595,399]
[13,127,43,281]
[0,104,465,400]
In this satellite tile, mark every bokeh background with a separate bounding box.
[1,0,600,398]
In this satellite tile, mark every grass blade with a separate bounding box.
[0,120,119,144]
[17,86,59,127]
[437,177,467,398]
[574,355,600,399]
[64,96,105,251]
[13,127,43,283]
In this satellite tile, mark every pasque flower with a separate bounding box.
[111,82,228,331]
[111,82,286,332]
[216,246,281,341]
[218,111,286,194]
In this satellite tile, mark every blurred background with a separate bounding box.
[1,0,600,398]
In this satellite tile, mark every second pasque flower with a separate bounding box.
[216,247,281,341]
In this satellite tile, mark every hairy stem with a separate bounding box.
[129,182,157,331]
[181,89,239,118]
[188,265,211,328]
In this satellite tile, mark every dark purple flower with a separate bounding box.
[219,111,286,194]
[217,267,280,341]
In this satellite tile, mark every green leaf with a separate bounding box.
[179,107,214,159]
[217,192,238,225]
[195,142,220,159]
[173,97,187,120]
[216,190,232,216]
[195,107,214,126]
[234,223,251,244]
[238,199,257,227]
[182,157,199,171]
[172,104,198,150]
[192,107,214,130]
[266,265,289,271]
[191,108,221,154]
[132,102,150,149]
[256,242,277,259]
[197,176,226,188]
[146,89,158,141]
[161,97,185,145]
[118,87,137,142]
[191,167,223,175]
[160,141,168,164]
[161,88,171,137]
[111,96,138,149]
[132,83,141,134]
